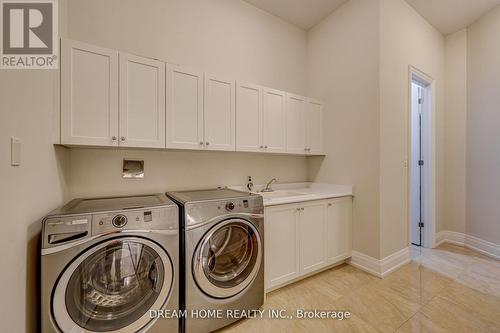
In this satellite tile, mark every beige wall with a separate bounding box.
[378,0,445,257]
[466,6,500,244]
[68,148,307,198]
[0,2,69,333]
[66,0,307,94]
[306,0,381,258]
[444,30,467,234]
[307,0,446,259]
[64,0,310,197]
[0,73,68,333]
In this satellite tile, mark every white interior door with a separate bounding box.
[204,75,235,151]
[166,65,204,150]
[299,202,326,274]
[236,82,263,152]
[61,39,118,146]
[410,82,422,246]
[306,99,323,154]
[119,53,165,148]
[262,88,286,153]
[286,93,306,154]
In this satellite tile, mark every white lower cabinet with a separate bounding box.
[326,197,353,262]
[265,197,352,291]
[265,205,300,289]
[299,202,327,274]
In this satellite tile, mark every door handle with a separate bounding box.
[48,231,88,244]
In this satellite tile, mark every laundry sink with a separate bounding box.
[259,191,304,199]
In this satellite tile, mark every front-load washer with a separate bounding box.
[167,189,264,333]
[41,194,180,333]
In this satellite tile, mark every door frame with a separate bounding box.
[407,66,436,248]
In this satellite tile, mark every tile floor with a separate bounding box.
[220,243,500,332]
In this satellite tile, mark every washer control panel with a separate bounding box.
[92,207,178,235]
[225,201,235,211]
[112,214,128,228]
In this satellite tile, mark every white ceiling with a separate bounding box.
[243,0,348,30]
[244,0,500,35]
[405,0,500,35]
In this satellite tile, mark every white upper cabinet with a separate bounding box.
[119,53,165,148]
[286,93,306,154]
[61,39,119,146]
[165,65,204,150]
[306,99,324,154]
[60,39,324,155]
[236,82,263,152]
[262,88,286,153]
[204,75,236,151]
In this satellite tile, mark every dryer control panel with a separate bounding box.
[184,195,264,228]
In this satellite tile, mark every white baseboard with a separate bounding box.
[435,231,500,260]
[349,247,411,278]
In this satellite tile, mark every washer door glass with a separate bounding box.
[55,238,172,332]
[193,219,262,298]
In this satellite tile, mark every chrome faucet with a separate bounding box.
[261,178,277,192]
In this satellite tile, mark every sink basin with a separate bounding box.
[259,191,304,199]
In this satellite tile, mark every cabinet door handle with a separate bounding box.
[111,136,117,141]
[264,145,268,149]
[120,136,126,141]
[327,203,332,207]
[199,141,204,145]
[206,142,210,146]
[260,145,264,149]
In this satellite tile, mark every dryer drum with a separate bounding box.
[195,219,262,298]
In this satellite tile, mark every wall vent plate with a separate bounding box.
[122,159,144,179]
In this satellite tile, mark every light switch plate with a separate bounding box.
[11,137,21,166]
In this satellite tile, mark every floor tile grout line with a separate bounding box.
[392,309,420,332]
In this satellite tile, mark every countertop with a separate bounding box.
[230,182,353,207]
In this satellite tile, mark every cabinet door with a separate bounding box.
[204,75,235,151]
[119,53,165,148]
[326,197,353,262]
[61,39,118,146]
[166,65,204,150]
[299,202,327,274]
[236,82,262,152]
[262,88,286,153]
[306,99,324,154]
[286,93,306,154]
[265,204,299,290]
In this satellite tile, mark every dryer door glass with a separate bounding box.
[193,219,262,298]
[55,237,173,332]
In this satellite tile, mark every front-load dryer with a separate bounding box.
[167,189,264,333]
[41,194,180,333]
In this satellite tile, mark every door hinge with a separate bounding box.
[419,222,424,228]
[418,160,424,166]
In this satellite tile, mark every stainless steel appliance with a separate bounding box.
[167,189,264,333]
[41,194,180,333]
